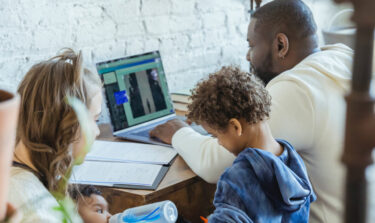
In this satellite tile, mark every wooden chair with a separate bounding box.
[334,1,375,222]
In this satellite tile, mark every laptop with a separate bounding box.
[96,51,207,147]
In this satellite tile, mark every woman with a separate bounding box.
[9,49,102,223]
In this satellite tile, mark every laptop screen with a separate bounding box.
[96,51,174,131]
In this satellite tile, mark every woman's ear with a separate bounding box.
[229,118,242,137]
[274,33,289,59]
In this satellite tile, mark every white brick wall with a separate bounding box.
[0,0,357,125]
[0,0,253,124]
[0,0,251,94]
[0,0,352,93]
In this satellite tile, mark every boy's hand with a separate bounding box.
[149,119,189,144]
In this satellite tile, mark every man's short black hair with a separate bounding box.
[251,0,317,40]
[69,185,102,201]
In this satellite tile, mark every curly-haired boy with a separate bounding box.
[187,66,316,222]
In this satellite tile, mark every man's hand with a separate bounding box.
[149,119,189,144]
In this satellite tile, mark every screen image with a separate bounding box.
[124,69,167,118]
[96,51,174,131]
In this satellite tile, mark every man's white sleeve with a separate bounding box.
[172,127,235,183]
[267,80,315,152]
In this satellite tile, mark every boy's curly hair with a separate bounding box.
[187,66,271,132]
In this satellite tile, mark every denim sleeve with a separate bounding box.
[208,203,253,223]
[208,174,254,223]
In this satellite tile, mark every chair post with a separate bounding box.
[334,0,375,222]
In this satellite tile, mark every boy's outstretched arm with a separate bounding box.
[150,119,235,183]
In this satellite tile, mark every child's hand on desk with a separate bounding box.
[149,119,189,144]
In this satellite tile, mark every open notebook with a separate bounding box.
[70,161,169,190]
[85,140,177,165]
[69,140,177,190]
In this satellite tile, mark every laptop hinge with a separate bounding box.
[114,113,177,135]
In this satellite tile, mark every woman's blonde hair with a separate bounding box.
[16,48,101,194]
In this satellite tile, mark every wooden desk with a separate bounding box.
[97,124,216,222]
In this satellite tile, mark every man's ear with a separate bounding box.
[273,33,289,59]
[229,118,242,136]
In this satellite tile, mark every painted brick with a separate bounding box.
[0,0,360,128]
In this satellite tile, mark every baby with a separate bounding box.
[70,185,112,223]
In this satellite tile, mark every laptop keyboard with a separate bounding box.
[127,116,208,141]
[134,128,152,137]
[133,123,208,137]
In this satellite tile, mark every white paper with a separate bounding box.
[85,140,177,165]
[70,161,163,186]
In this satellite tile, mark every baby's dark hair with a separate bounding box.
[69,185,102,201]
[187,66,271,132]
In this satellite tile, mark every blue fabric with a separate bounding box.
[208,139,316,223]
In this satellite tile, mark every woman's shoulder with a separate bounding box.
[9,167,64,223]
[11,166,39,181]
[10,166,51,199]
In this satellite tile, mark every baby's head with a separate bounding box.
[70,185,112,223]
[187,66,271,155]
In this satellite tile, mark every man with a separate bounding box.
[150,0,353,222]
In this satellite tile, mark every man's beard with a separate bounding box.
[250,51,279,85]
